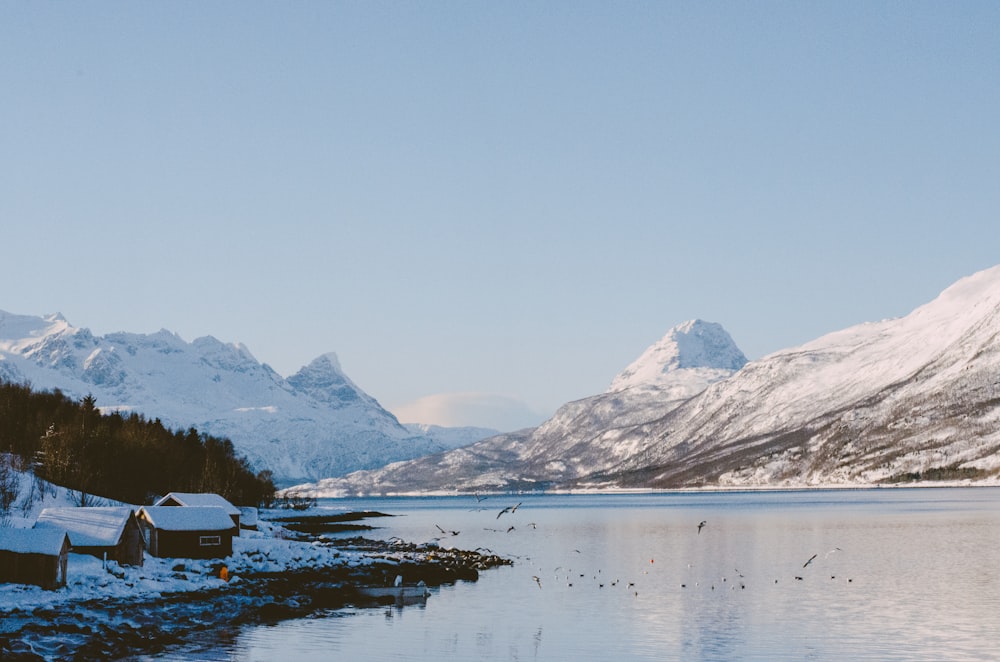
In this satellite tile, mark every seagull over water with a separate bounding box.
[497,502,523,519]
[803,554,818,568]
[698,521,707,534]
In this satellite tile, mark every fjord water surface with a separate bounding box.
[173,489,1000,661]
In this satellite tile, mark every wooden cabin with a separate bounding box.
[154,492,242,530]
[35,507,145,566]
[137,506,237,559]
[0,528,70,589]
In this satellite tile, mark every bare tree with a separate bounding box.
[0,453,20,527]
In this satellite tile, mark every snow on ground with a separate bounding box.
[0,468,390,615]
[2,470,87,530]
[0,517,378,614]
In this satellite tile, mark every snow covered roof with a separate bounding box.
[239,506,258,526]
[0,528,69,556]
[34,507,135,548]
[154,492,240,516]
[138,506,237,532]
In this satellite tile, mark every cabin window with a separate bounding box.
[199,535,221,546]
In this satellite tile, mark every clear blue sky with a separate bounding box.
[2,2,998,431]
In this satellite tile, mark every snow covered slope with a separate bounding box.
[291,265,1000,495]
[0,312,480,486]
[603,264,1000,488]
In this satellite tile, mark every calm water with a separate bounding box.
[161,488,1000,661]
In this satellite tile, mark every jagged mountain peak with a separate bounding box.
[286,351,372,409]
[305,352,344,373]
[608,319,747,392]
[288,352,350,388]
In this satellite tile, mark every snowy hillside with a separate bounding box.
[0,312,482,486]
[290,265,1000,496]
[605,264,1000,488]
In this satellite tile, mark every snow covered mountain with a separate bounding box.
[291,319,750,495]
[609,319,747,393]
[291,265,1000,495]
[0,312,485,486]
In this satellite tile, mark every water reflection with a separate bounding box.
[158,489,1000,661]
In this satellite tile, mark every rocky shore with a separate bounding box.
[0,521,511,661]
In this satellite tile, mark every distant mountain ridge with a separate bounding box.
[0,312,492,486]
[290,265,1000,495]
[291,318,751,495]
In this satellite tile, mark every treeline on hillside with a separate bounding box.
[0,381,275,507]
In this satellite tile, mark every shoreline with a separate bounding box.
[0,516,511,661]
[287,479,1000,499]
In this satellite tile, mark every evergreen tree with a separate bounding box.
[0,380,275,506]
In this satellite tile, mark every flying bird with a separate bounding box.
[532,575,542,589]
[698,521,707,534]
[803,554,818,568]
[435,524,459,536]
[497,502,523,519]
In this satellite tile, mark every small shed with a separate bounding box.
[154,492,242,530]
[35,507,145,566]
[0,528,70,589]
[137,506,237,559]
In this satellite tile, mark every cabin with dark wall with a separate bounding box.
[154,492,242,530]
[0,529,70,589]
[137,506,237,559]
[35,507,145,566]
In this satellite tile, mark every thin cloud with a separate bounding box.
[391,392,546,432]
